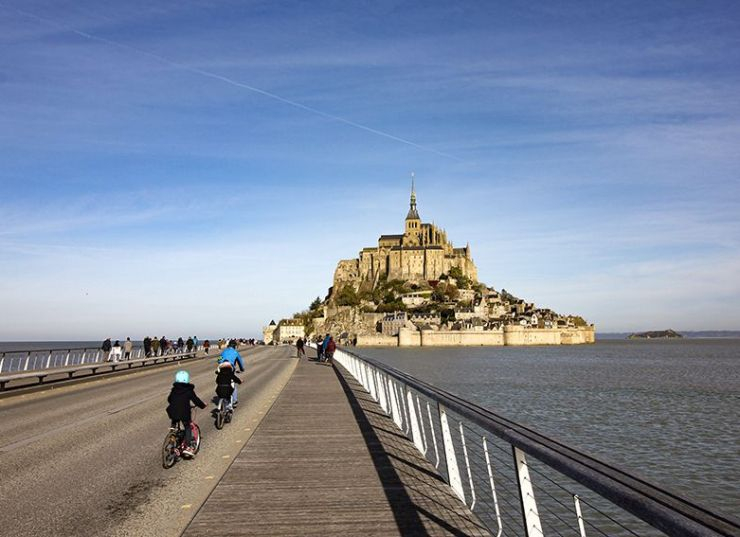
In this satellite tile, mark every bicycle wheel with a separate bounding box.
[162,431,178,469]
[215,401,225,430]
[191,423,201,454]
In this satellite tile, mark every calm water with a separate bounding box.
[355,339,740,517]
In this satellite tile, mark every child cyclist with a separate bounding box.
[218,341,245,406]
[166,370,207,457]
[215,360,242,410]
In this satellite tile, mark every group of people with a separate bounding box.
[100,337,134,362]
[294,335,336,365]
[142,336,201,357]
[165,340,245,458]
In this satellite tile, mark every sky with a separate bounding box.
[1,0,739,339]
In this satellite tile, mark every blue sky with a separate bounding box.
[1,0,739,339]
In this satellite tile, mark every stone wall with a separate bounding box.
[356,325,596,347]
[420,330,505,346]
[398,327,422,347]
[355,334,398,346]
[503,325,595,345]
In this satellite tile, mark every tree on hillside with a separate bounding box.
[310,297,322,310]
[335,285,360,307]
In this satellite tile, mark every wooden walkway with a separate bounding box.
[182,350,490,537]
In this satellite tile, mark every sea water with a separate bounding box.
[355,338,740,517]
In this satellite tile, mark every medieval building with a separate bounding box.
[334,180,478,287]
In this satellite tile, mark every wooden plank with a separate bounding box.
[183,351,490,536]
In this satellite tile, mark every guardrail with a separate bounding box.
[0,349,205,391]
[0,344,207,374]
[334,348,739,537]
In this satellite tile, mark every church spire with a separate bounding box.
[406,172,420,220]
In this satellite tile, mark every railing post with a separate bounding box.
[64,350,71,367]
[368,365,378,401]
[81,350,87,364]
[513,446,543,537]
[388,378,403,429]
[0,353,4,373]
[483,437,503,537]
[574,495,587,537]
[23,352,31,371]
[46,351,52,369]
[405,387,424,454]
[428,402,440,468]
[376,371,388,412]
[439,403,465,502]
[396,386,411,435]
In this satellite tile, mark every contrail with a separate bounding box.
[1,3,463,161]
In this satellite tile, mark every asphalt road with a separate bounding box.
[0,345,298,537]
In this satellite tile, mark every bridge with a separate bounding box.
[0,344,737,537]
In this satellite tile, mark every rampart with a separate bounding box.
[356,325,595,347]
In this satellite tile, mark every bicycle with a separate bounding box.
[214,375,238,430]
[162,408,201,469]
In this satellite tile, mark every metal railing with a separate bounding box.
[334,348,739,537]
[0,344,204,374]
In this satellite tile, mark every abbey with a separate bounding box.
[334,181,478,287]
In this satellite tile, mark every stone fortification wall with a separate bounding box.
[398,327,421,347]
[419,330,505,346]
[357,325,595,347]
[503,325,595,345]
[355,334,398,346]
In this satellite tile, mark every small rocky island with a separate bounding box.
[628,329,683,339]
[264,180,595,347]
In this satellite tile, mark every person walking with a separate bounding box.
[123,337,133,360]
[101,338,112,362]
[151,337,160,356]
[321,334,331,363]
[193,336,199,351]
[110,340,123,362]
[296,337,306,359]
[203,339,210,354]
[186,337,194,353]
[325,336,336,366]
[177,337,185,354]
[160,336,168,356]
[143,336,152,357]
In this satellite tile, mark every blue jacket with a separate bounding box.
[322,336,331,351]
[220,347,245,371]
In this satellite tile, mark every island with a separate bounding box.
[628,330,683,339]
[265,179,596,347]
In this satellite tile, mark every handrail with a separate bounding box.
[0,342,208,374]
[0,349,202,390]
[335,347,739,537]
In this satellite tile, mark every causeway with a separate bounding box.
[182,350,490,536]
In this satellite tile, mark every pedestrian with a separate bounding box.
[160,336,167,356]
[110,340,123,362]
[186,337,194,353]
[321,334,331,363]
[296,337,306,359]
[315,337,324,362]
[144,336,152,357]
[204,339,211,354]
[151,337,160,356]
[123,337,133,360]
[325,336,336,366]
[177,337,185,354]
[193,336,199,351]
[101,338,112,361]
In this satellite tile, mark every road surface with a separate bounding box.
[0,345,297,537]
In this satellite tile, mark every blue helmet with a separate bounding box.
[175,370,190,384]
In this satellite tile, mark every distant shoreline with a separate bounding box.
[597,331,740,340]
